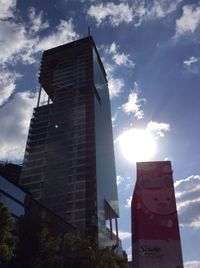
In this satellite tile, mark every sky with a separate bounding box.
[0,0,200,266]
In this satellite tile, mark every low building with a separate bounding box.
[0,161,22,185]
[0,164,76,235]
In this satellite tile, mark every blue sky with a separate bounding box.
[0,0,200,266]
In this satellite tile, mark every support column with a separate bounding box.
[37,86,42,107]
[109,211,113,240]
[115,218,119,243]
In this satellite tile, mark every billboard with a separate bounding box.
[131,161,183,268]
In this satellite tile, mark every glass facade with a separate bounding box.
[93,48,119,247]
[0,174,76,237]
[20,37,119,247]
[0,175,26,217]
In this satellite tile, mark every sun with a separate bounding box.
[118,128,156,163]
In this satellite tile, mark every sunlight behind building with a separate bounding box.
[118,128,156,163]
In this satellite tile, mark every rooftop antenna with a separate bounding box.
[88,26,91,36]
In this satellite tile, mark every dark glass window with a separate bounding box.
[0,176,26,203]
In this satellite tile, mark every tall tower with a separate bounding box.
[131,161,183,268]
[20,36,119,247]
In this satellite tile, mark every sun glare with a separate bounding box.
[118,129,156,163]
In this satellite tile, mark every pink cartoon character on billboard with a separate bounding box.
[131,161,183,268]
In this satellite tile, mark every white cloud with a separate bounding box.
[111,113,118,128]
[132,0,181,27]
[116,175,123,185]
[146,121,170,137]
[0,91,37,161]
[184,260,200,268]
[175,175,200,228]
[87,2,133,26]
[184,56,199,67]
[35,19,79,52]
[121,82,145,119]
[0,69,22,105]
[113,53,135,68]
[183,56,200,74]
[0,18,78,65]
[109,42,117,54]
[175,4,200,37]
[119,231,131,240]
[102,60,124,98]
[146,0,181,19]
[87,1,181,28]
[108,77,124,98]
[28,7,49,33]
[125,195,132,208]
[107,42,135,68]
[0,20,33,65]
[80,0,97,2]
[115,173,133,189]
[0,0,16,19]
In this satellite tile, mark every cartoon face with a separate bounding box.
[141,188,176,215]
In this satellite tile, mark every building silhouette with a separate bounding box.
[0,161,22,185]
[131,161,183,268]
[0,162,76,237]
[20,36,119,248]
